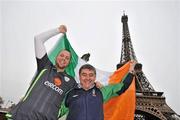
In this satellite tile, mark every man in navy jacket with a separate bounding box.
[60,62,135,120]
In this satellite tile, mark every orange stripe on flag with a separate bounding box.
[104,61,136,120]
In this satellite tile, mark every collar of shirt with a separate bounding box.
[77,83,95,91]
[52,66,65,73]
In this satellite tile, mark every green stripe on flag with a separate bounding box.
[5,113,12,119]
[48,34,78,77]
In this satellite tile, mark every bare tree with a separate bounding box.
[0,96,4,108]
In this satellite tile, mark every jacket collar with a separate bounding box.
[76,83,95,91]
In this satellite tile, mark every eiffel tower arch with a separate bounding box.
[117,13,180,120]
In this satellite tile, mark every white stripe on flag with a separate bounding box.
[74,57,112,85]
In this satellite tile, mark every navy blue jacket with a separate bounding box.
[65,86,104,120]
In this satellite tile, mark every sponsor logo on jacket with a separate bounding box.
[44,81,63,95]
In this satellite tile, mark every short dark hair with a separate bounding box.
[79,64,96,75]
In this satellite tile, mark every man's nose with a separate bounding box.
[61,57,66,61]
[85,75,91,80]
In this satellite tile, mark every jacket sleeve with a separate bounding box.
[100,73,134,103]
[34,28,62,59]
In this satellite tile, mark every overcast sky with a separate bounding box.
[0,0,180,115]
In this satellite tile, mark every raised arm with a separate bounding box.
[34,25,67,59]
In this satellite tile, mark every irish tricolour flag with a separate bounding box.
[48,34,111,85]
[48,34,135,120]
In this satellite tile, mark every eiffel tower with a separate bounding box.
[117,13,180,120]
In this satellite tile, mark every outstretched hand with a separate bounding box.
[129,60,137,74]
[58,25,67,33]
[95,81,104,89]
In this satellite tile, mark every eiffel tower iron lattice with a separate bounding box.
[117,13,180,120]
